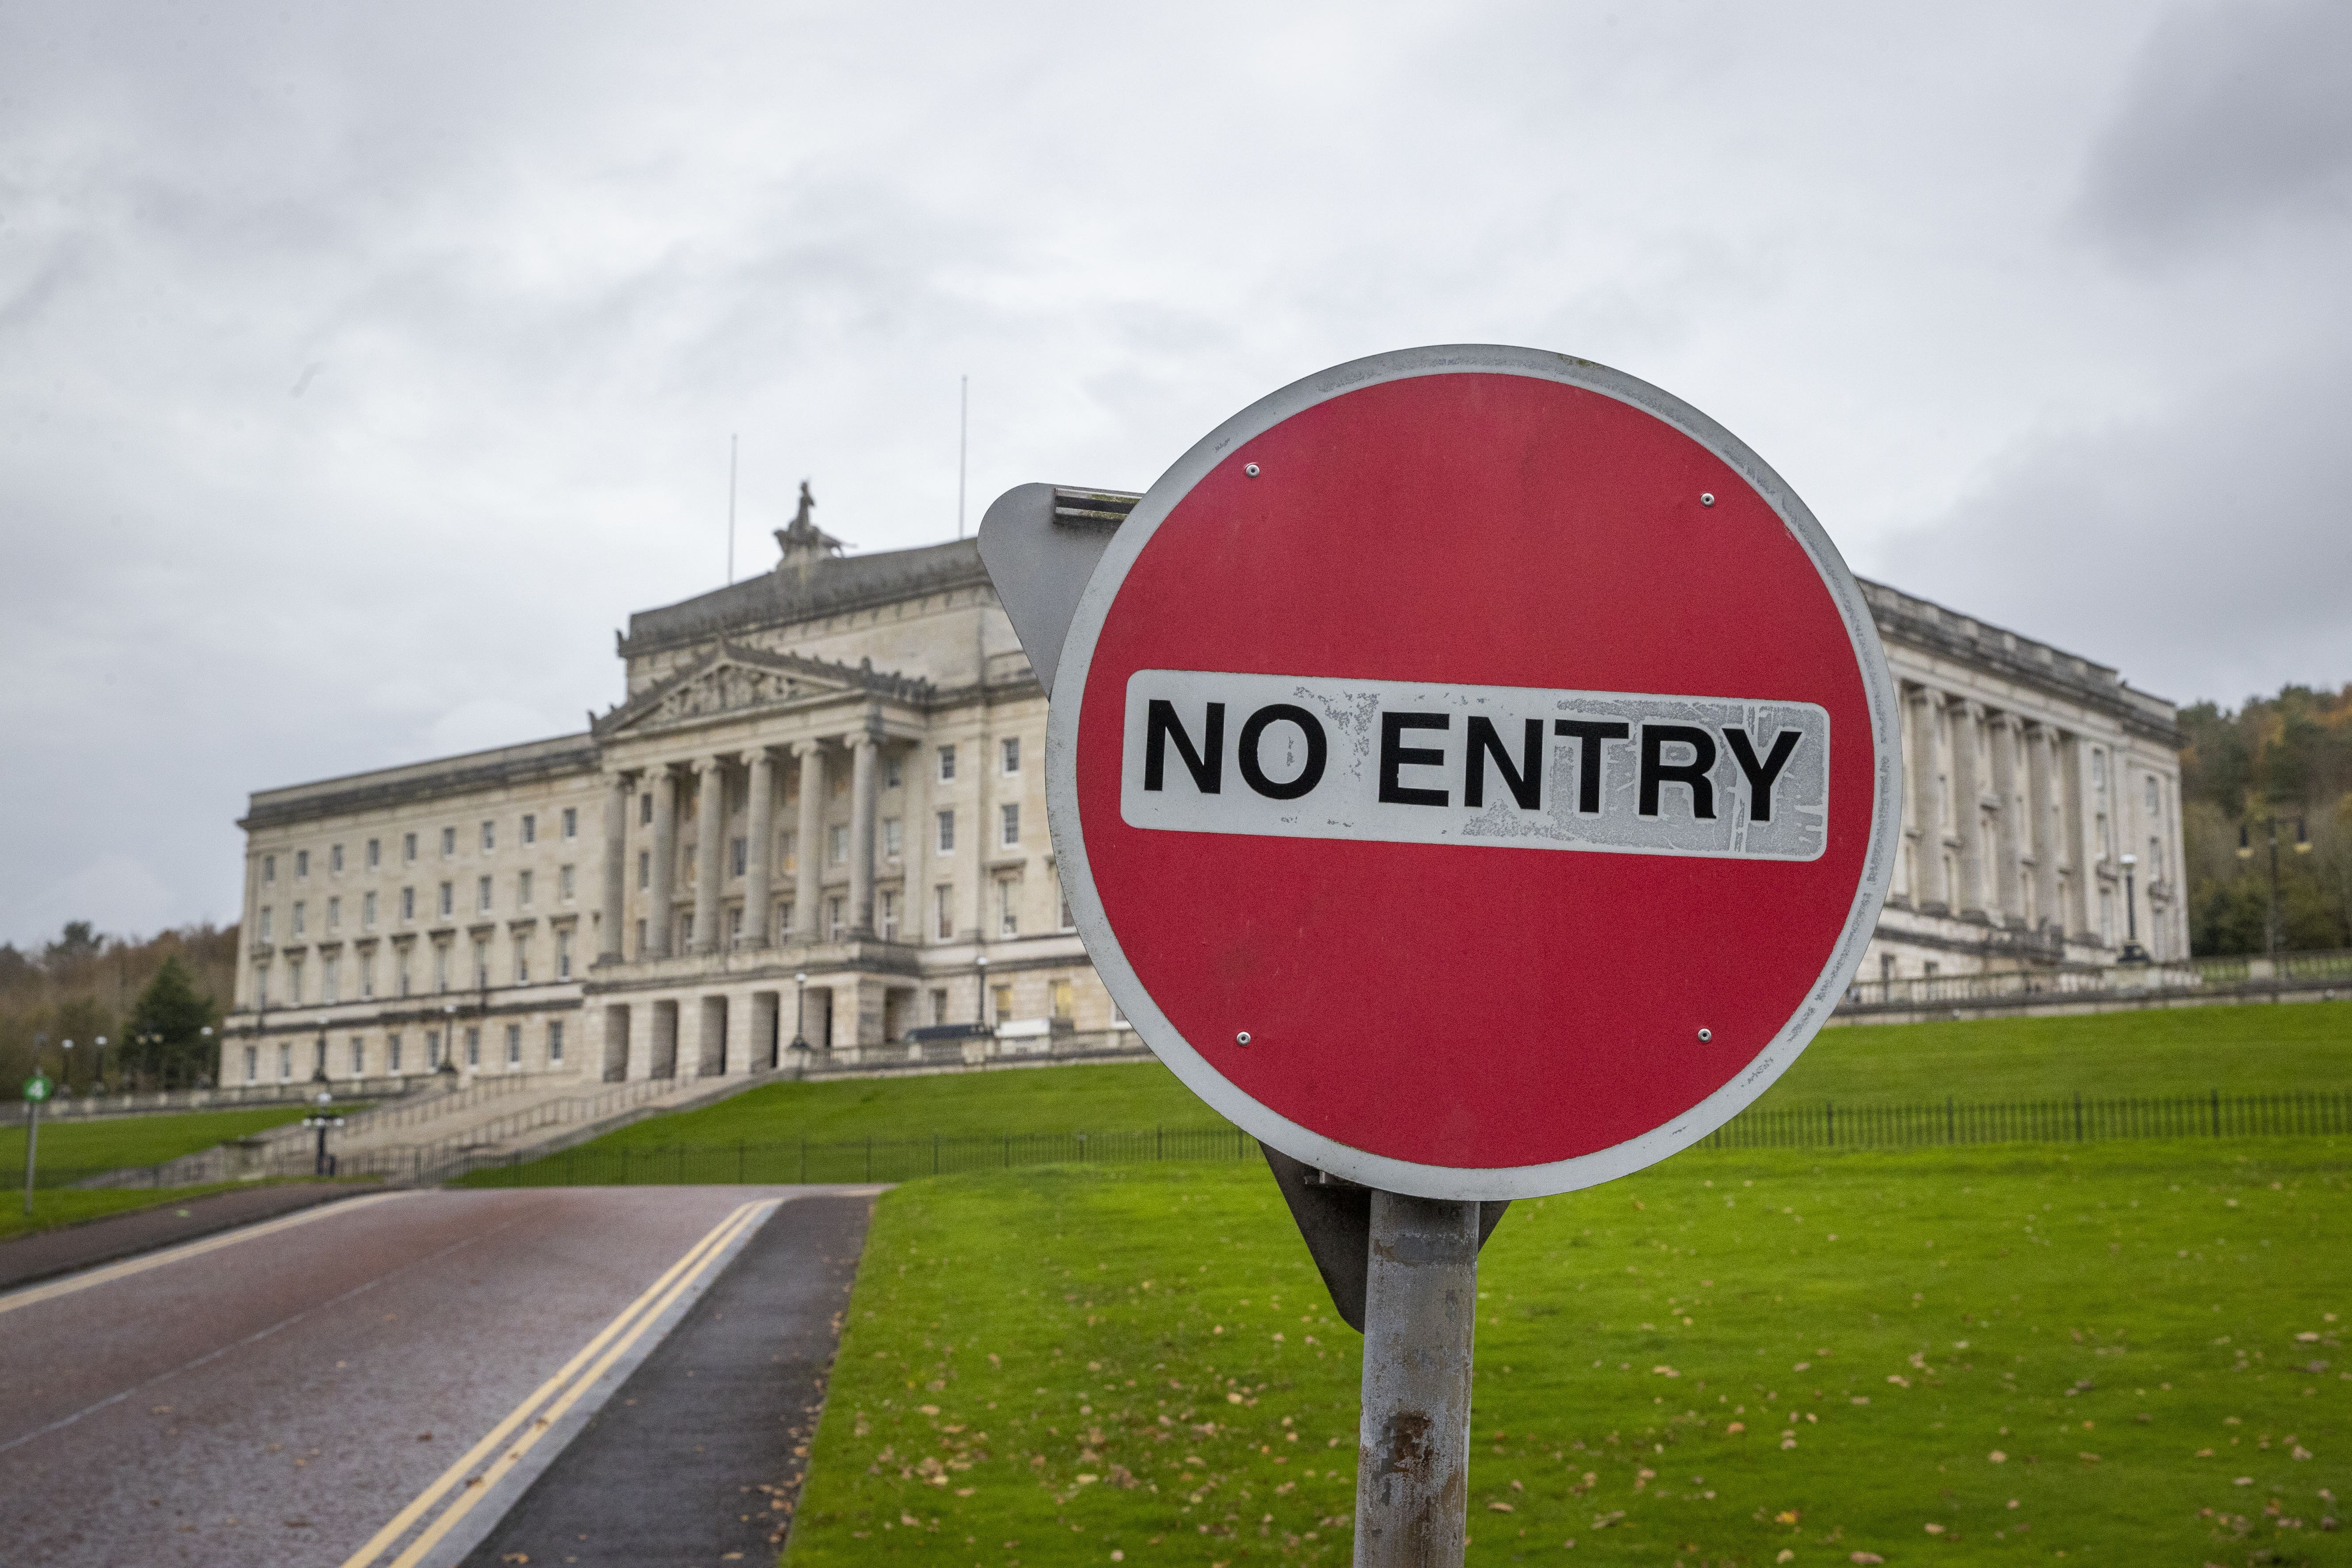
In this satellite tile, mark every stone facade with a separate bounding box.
[219,494,2186,1086]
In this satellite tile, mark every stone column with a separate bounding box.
[1949,700,1986,916]
[849,726,879,936]
[599,771,630,963]
[744,749,776,948]
[2025,723,2060,935]
[1989,713,2024,925]
[1907,686,1949,909]
[693,756,724,955]
[2059,732,2092,937]
[794,740,825,942]
[647,767,678,959]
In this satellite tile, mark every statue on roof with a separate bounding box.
[774,477,847,574]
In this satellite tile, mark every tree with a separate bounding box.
[125,955,217,1086]
[43,920,103,970]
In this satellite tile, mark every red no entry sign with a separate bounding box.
[1047,347,1901,1199]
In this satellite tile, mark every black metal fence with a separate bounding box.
[444,1090,2352,1187]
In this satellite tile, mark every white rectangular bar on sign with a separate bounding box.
[1120,669,1829,861]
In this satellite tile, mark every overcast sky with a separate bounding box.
[2,0,2346,946]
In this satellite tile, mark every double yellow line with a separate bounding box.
[338,1198,777,1568]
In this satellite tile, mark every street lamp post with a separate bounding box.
[198,1025,213,1091]
[790,971,809,1052]
[302,1089,343,1177]
[2118,854,2148,964]
[59,1038,73,1097]
[2237,813,2312,959]
[311,1015,331,1084]
[92,1035,108,1093]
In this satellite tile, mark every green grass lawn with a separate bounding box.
[0,1105,318,1186]
[787,1139,2352,1565]
[503,1001,2352,1172]
[0,1180,272,1244]
[1790,999,2352,1103]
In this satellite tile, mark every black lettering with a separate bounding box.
[1377,712,1450,806]
[1723,727,1802,823]
[1638,724,1717,819]
[1553,719,1631,814]
[1236,704,1328,801]
[1144,699,1223,793]
[1465,717,1543,809]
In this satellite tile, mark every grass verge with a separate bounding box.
[0,1180,314,1244]
[788,1138,2352,1565]
[0,1104,323,1186]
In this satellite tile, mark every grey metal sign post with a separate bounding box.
[21,1070,52,1216]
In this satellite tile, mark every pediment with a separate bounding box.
[592,640,932,739]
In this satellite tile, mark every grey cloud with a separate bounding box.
[1876,352,2352,708]
[2076,0,2352,260]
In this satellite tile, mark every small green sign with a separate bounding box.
[23,1073,52,1104]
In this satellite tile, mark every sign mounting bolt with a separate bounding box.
[1236,1031,1252,1046]
[1696,1027,1712,1042]
[1244,464,1261,477]
[1700,493,1716,507]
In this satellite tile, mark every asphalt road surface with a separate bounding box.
[0,1185,876,1568]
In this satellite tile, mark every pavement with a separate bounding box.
[0,1184,879,1568]
[0,1182,373,1292]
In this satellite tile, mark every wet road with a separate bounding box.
[0,1185,874,1568]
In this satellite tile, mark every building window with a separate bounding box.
[1051,978,1074,1019]
[255,962,270,1006]
[885,753,903,790]
[473,939,490,989]
[936,810,955,854]
[244,1044,258,1083]
[1001,736,1021,775]
[780,832,798,873]
[296,849,310,879]
[557,928,572,979]
[388,1032,403,1073]
[1001,803,1020,848]
[477,875,493,913]
[288,958,303,1003]
[403,832,418,863]
[434,943,450,992]
[560,864,576,901]
[829,824,848,864]
[519,870,534,908]
[991,983,1013,1024]
[466,1027,481,1068]
[397,950,411,997]
[2091,750,2106,789]
[363,891,377,928]
[349,1036,365,1076]
[279,1042,293,1081]
[401,886,416,922]
[2099,887,2115,943]
[729,905,744,944]
[360,950,376,999]
[1058,877,1075,931]
[930,988,948,1025]
[680,912,694,949]
[936,885,954,940]
[260,906,274,942]
[638,851,650,889]
[548,1020,565,1063]
[513,935,530,984]
[2096,813,2110,860]
[427,1030,442,1070]
[562,806,578,839]
[323,954,339,1002]
[327,896,341,931]
[828,896,845,939]
[730,837,747,877]
[366,838,381,870]
[330,843,344,874]
[938,744,956,782]
[522,813,537,845]
[635,918,647,957]
[881,889,900,941]
[506,1024,522,1066]
[441,826,457,856]
[293,901,307,936]
[263,853,276,884]
[480,821,495,852]
[883,817,903,859]
[641,793,653,825]
[777,900,794,936]
[2145,776,2159,813]
[997,877,1019,937]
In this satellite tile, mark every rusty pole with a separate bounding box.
[1353,1190,1478,1567]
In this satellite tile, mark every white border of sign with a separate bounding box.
[1046,345,1904,1200]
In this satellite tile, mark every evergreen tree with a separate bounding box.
[125,955,217,1085]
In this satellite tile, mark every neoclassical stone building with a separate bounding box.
[220,491,2187,1087]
